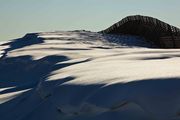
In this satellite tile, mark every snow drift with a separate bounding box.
[0,31,180,120]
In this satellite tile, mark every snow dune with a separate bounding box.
[0,31,180,120]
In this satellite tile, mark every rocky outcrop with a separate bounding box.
[100,15,180,48]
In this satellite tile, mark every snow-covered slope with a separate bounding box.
[0,31,180,120]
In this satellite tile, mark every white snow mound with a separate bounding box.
[0,31,180,120]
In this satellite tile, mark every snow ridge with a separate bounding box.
[0,31,180,120]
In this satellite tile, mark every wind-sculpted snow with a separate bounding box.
[0,31,180,120]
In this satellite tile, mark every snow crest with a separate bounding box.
[0,31,180,120]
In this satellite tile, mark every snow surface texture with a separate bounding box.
[0,31,180,120]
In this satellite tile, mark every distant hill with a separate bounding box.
[100,15,180,48]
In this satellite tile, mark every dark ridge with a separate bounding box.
[100,15,180,48]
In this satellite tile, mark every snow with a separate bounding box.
[0,31,180,120]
